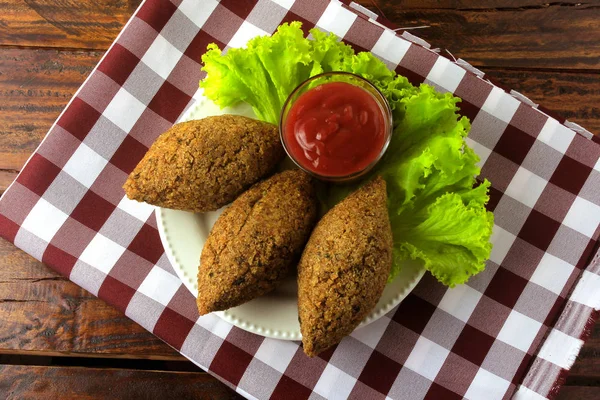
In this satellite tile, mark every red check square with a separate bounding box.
[153,307,195,350]
[127,223,164,265]
[220,0,255,20]
[424,382,462,400]
[393,294,436,335]
[550,156,592,196]
[519,209,561,251]
[98,275,136,313]
[452,325,496,366]
[136,0,177,33]
[494,125,536,166]
[98,44,140,86]
[16,154,61,197]
[110,135,149,174]
[42,244,78,278]
[358,350,402,394]
[57,98,101,141]
[271,375,312,400]
[0,214,19,243]
[70,190,117,231]
[485,268,529,309]
[184,30,226,62]
[148,80,192,123]
[210,341,254,386]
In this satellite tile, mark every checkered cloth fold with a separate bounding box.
[1,1,599,399]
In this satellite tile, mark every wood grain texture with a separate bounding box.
[0,365,242,400]
[569,322,600,385]
[0,238,182,360]
[0,169,17,196]
[0,0,598,69]
[358,0,600,70]
[0,48,101,171]
[0,0,139,50]
[557,386,600,400]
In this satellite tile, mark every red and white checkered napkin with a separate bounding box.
[1,0,599,398]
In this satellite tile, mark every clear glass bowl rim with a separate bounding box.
[279,71,393,183]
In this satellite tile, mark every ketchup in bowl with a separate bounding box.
[280,73,392,182]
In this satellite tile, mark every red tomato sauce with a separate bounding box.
[283,81,386,177]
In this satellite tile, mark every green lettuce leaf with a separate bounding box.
[199,22,494,287]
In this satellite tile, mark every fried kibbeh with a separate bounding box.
[197,169,318,315]
[123,115,284,212]
[297,176,393,357]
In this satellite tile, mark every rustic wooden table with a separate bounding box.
[0,1,598,399]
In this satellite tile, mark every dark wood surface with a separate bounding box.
[0,0,598,398]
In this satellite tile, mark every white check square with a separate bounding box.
[438,284,482,323]
[21,198,69,243]
[465,137,492,168]
[562,196,600,238]
[571,270,600,309]
[351,315,390,348]
[316,1,357,38]
[530,253,575,295]
[513,386,549,400]
[314,364,357,400]
[269,0,294,9]
[63,143,108,188]
[426,57,466,93]
[79,233,126,274]
[404,337,450,381]
[196,314,233,339]
[537,328,583,369]
[489,225,517,265]
[117,195,155,222]
[538,118,576,154]
[497,310,542,353]
[103,87,147,132]
[236,387,258,400]
[138,266,182,306]
[254,339,299,374]
[141,34,184,80]
[178,0,219,28]
[465,368,511,400]
[504,167,547,208]
[371,29,411,66]
[481,86,520,124]
[228,21,270,49]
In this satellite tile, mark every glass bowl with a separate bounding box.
[279,72,393,183]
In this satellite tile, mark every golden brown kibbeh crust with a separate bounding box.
[123,115,284,212]
[197,169,318,315]
[297,176,393,357]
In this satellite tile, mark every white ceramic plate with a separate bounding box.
[156,92,425,340]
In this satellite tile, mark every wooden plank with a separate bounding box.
[0,0,598,69]
[0,48,101,171]
[0,0,138,50]
[569,321,600,383]
[0,238,183,360]
[557,386,600,400]
[0,169,17,196]
[0,365,241,400]
[357,0,600,70]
